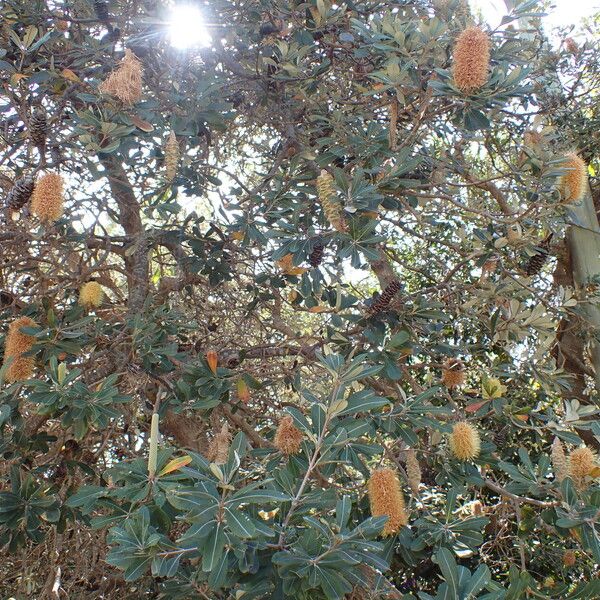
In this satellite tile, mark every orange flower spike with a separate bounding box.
[237,378,250,404]
[206,350,218,375]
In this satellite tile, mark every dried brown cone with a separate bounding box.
[308,239,325,268]
[6,176,34,211]
[29,107,48,155]
[441,358,466,388]
[94,0,110,21]
[551,437,568,483]
[453,26,490,93]
[368,467,408,536]
[2,316,36,383]
[368,279,401,315]
[274,415,303,455]
[99,49,143,106]
[164,130,179,183]
[316,170,347,232]
[207,423,231,464]
[405,449,421,495]
[30,173,64,223]
[525,244,550,276]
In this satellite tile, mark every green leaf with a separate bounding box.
[435,548,459,598]
[225,507,256,538]
[202,521,225,572]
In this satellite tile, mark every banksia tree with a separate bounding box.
[368,279,401,315]
[453,26,490,93]
[551,437,568,483]
[29,107,48,156]
[30,172,64,222]
[207,423,231,464]
[2,316,36,383]
[449,421,481,461]
[405,449,421,495]
[441,358,466,388]
[274,415,303,455]
[6,176,34,211]
[78,281,104,309]
[558,153,587,203]
[568,446,597,490]
[368,468,408,536]
[99,49,143,105]
[164,130,179,182]
[316,170,347,232]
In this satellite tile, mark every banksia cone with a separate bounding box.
[405,449,421,495]
[164,130,179,182]
[452,26,490,93]
[525,236,552,277]
[94,0,110,22]
[2,316,36,383]
[237,378,250,404]
[29,107,48,155]
[558,153,587,203]
[368,279,401,315]
[308,239,325,268]
[79,281,104,309]
[563,550,576,567]
[317,170,347,232]
[471,500,484,516]
[206,350,218,375]
[368,468,408,536]
[99,48,143,105]
[565,37,579,54]
[30,173,64,223]
[207,423,230,464]
[551,437,568,483]
[441,358,466,388]
[449,421,481,461]
[568,446,597,490]
[6,176,34,210]
[274,415,303,455]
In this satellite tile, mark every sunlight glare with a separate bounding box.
[168,5,212,49]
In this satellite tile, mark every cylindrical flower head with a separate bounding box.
[316,170,347,232]
[99,48,143,105]
[568,446,596,489]
[405,449,421,495]
[368,467,408,536]
[449,421,481,461]
[559,153,587,203]
[207,423,231,464]
[551,437,568,483]
[453,26,490,93]
[30,173,64,223]
[3,316,36,383]
[79,281,104,309]
[441,358,466,388]
[164,130,179,182]
[274,415,303,455]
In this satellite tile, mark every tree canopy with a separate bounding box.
[1,0,600,598]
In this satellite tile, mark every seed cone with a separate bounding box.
[449,421,481,461]
[2,316,36,383]
[30,173,64,223]
[79,281,104,309]
[99,48,143,105]
[558,153,587,203]
[308,239,325,268]
[368,279,401,315]
[405,449,421,495]
[94,0,109,21]
[525,246,550,276]
[274,415,303,455]
[441,358,466,388]
[368,468,408,536]
[453,26,490,93]
[207,423,230,464]
[551,437,568,483]
[29,107,48,155]
[568,446,597,490]
[164,130,179,182]
[317,170,347,232]
[6,176,34,210]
